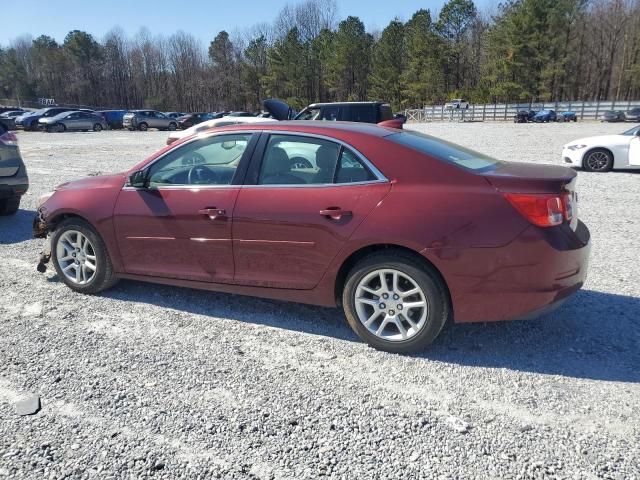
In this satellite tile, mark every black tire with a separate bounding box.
[93,123,103,132]
[138,123,148,131]
[342,251,450,353]
[50,217,118,294]
[168,122,177,131]
[583,148,613,172]
[0,196,20,216]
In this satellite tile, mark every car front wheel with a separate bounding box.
[583,148,613,172]
[51,218,118,294]
[342,252,450,353]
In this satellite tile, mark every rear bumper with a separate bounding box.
[0,182,28,199]
[0,162,29,198]
[426,220,591,323]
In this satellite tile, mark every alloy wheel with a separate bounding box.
[586,151,610,171]
[56,230,97,285]
[354,269,428,342]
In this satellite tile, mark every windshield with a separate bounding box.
[388,130,501,172]
[622,125,640,136]
[295,107,321,120]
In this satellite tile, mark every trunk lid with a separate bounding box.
[482,162,576,194]
[262,99,294,120]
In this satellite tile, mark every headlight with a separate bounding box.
[567,144,587,151]
[38,191,55,207]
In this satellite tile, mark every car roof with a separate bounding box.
[202,120,395,138]
[306,102,388,108]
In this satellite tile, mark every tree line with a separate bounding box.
[1,0,639,113]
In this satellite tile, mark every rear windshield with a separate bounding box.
[388,130,501,172]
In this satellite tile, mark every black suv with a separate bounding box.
[263,99,404,127]
[0,122,28,215]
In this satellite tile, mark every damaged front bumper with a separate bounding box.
[33,208,52,272]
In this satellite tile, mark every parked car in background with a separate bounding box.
[39,111,107,132]
[98,110,127,129]
[164,112,186,119]
[15,107,79,131]
[34,122,590,353]
[166,115,276,145]
[562,124,640,172]
[444,99,470,110]
[0,107,24,115]
[0,110,26,130]
[514,109,536,123]
[226,111,256,117]
[532,109,557,122]
[264,99,404,128]
[0,122,28,215]
[625,107,640,122]
[557,111,578,122]
[177,112,214,129]
[602,110,626,122]
[123,110,178,131]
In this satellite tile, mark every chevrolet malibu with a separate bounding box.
[34,122,590,353]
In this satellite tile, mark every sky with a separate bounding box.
[1,0,496,46]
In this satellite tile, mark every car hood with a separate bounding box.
[55,173,125,191]
[563,135,628,147]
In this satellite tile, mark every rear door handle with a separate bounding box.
[199,207,227,220]
[319,207,352,220]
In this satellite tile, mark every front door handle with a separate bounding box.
[319,207,352,220]
[199,207,227,220]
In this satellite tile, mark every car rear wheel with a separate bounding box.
[0,196,20,216]
[583,148,613,172]
[342,252,450,353]
[51,218,118,294]
[168,122,177,131]
[138,123,148,131]
[93,123,103,132]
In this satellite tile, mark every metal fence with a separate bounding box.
[405,100,640,123]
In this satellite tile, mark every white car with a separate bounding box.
[562,125,640,172]
[444,99,469,110]
[166,116,276,145]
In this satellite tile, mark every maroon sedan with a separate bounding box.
[34,122,590,353]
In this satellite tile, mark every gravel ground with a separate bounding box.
[1,123,639,479]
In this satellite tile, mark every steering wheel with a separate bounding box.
[187,165,218,185]
[289,156,313,169]
[181,152,206,166]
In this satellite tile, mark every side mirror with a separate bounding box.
[128,170,147,188]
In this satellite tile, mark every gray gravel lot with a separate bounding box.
[1,123,639,479]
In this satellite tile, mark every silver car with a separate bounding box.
[122,110,178,131]
[39,111,107,132]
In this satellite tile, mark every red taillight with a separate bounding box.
[0,131,18,146]
[504,193,571,227]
